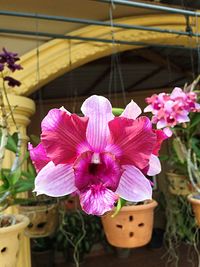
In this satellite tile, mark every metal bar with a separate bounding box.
[0,27,193,49]
[96,0,200,17]
[0,10,198,38]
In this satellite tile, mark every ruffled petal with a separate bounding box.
[147,154,161,176]
[41,109,89,164]
[28,143,50,172]
[121,100,141,120]
[153,129,168,156]
[79,184,118,216]
[107,116,156,169]
[116,165,152,202]
[81,95,114,152]
[34,161,76,197]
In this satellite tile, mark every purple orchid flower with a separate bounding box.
[29,96,164,216]
[3,76,21,87]
[0,48,22,72]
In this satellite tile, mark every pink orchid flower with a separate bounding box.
[144,87,200,137]
[29,95,164,216]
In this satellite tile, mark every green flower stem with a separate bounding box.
[112,108,124,116]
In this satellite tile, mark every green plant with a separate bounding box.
[56,209,104,267]
[0,48,36,225]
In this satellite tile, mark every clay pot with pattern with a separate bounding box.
[0,214,29,267]
[19,202,58,238]
[188,194,200,227]
[101,200,157,248]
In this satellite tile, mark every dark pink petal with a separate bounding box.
[34,161,76,197]
[121,100,141,119]
[28,143,50,172]
[79,184,118,215]
[153,129,168,156]
[108,116,156,169]
[147,154,161,176]
[116,165,152,202]
[41,109,89,164]
[81,95,114,152]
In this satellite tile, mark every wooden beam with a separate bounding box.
[135,48,193,79]
[83,65,111,95]
[126,66,163,92]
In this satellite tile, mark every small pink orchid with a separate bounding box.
[29,95,166,216]
[144,87,200,136]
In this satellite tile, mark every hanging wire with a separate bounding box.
[108,0,127,107]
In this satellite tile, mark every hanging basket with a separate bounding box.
[19,203,58,238]
[188,194,200,227]
[101,200,157,248]
[0,214,29,267]
[167,172,194,196]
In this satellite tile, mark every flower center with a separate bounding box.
[73,151,123,192]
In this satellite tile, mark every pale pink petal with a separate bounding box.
[176,113,190,123]
[170,87,185,99]
[121,100,141,120]
[34,161,76,197]
[116,165,152,202]
[81,95,114,152]
[41,109,89,164]
[144,105,153,113]
[28,143,50,172]
[157,119,167,129]
[147,154,161,176]
[163,127,173,137]
[79,184,118,215]
[107,116,156,169]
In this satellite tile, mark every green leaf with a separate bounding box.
[189,113,200,129]
[111,198,126,218]
[5,133,19,153]
[112,108,124,116]
[27,163,36,177]
[8,168,21,186]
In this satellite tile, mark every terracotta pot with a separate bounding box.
[19,203,58,238]
[0,214,29,267]
[101,200,157,248]
[188,194,200,227]
[167,172,194,196]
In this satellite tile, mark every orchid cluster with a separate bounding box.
[144,87,200,137]
[29,95,168,216]
[0,47,22,87]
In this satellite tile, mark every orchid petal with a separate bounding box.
[163,127,173,137]
[81,95,114,152]
[121,100,141,120]
[28,143,50,172]
[108,116,156,169]
[80,185,118,216]
[170,87,185,99]
[116,165,152,202]
[34,161,76,197]
[41,109,89,164]
[147,154,161,176]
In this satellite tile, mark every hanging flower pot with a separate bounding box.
[167,173,194,196]
[19,201,58,238]
[188,194,200,227]
[0,214,29,267]
[101,200,157,248]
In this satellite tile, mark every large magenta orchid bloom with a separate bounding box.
[29,95,164,216]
